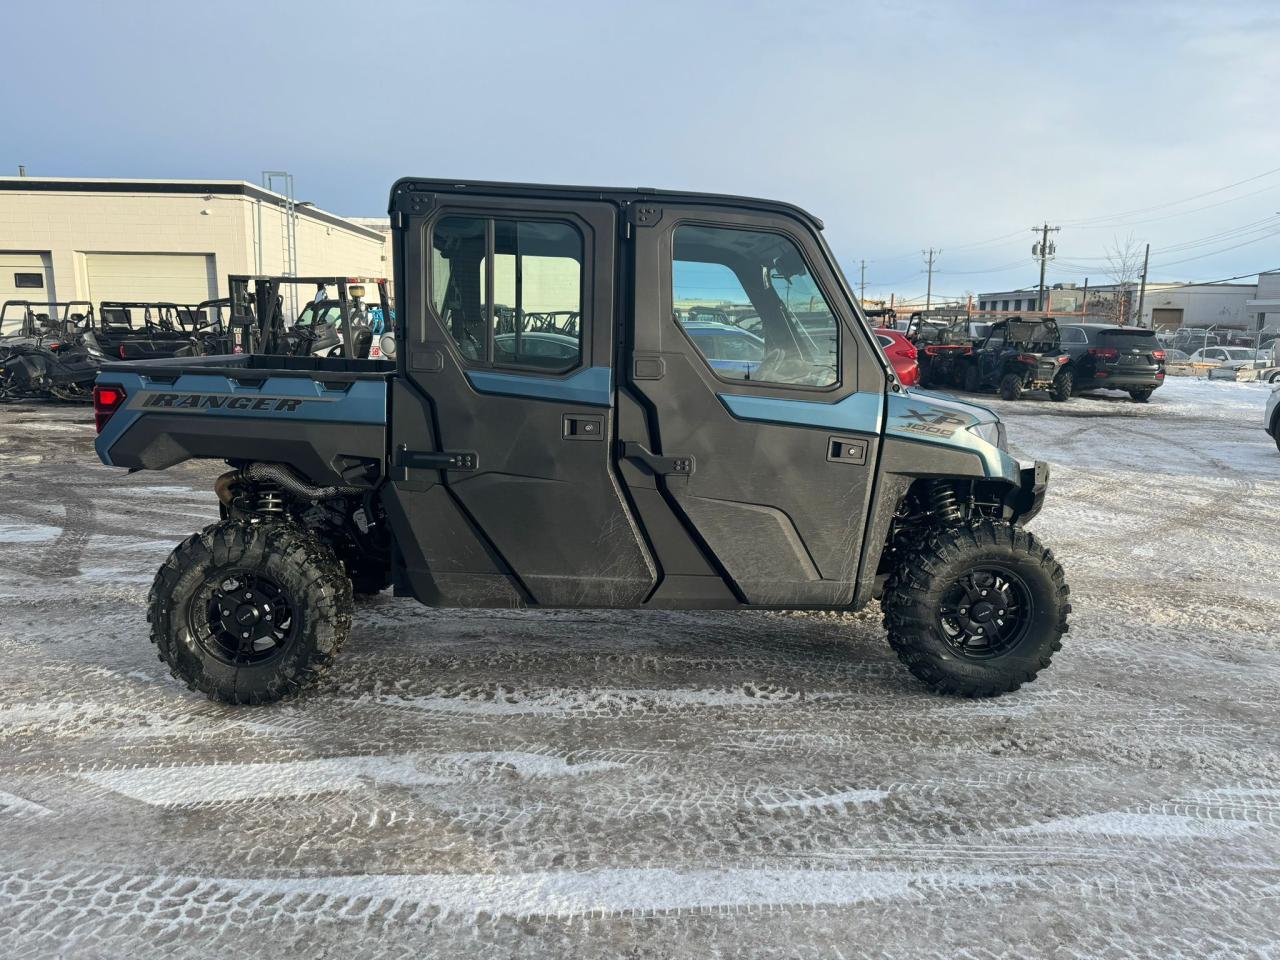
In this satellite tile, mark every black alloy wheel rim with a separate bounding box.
[194,570,297,666]
[937,566,1034,659]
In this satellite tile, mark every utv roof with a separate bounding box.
[389,177,825,230]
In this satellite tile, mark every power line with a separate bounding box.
[1059,163,1280,226]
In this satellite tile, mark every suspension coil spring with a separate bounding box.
[927,480,963,524]
[256,487,285,514]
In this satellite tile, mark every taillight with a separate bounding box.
[1089,347,1119,360]
[902,343,918,360]
[93,383,126,433]
[1015,354,1038,363]
[1152,350,1165,361]
[119,345,128,359]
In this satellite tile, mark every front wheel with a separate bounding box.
[1128,388,1153,403]
[148,521,353,704]
[999,373,1024,401]
[881,521,1070,697]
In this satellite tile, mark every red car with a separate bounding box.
[875,328,919,386]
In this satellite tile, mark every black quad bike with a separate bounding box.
[93,177,1070,705]
[961,318,1072,401]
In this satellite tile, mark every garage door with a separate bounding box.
[84,253,216,304]
[0,252,55,304]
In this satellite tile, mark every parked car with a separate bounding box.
[1266,385,1280,453]
[1058,324,1167,402]
[680,319,765,379]
[1187,346,1268,369]
[960,318,1070,401]
[874,327,919,385]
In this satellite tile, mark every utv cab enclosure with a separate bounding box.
[94,177,1069,704]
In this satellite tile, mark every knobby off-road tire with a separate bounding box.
[148,520,354,704]
[1129,388,1153,403]
[882,521,1070,697]
[963,364,981,393]
[1051,370,1073,402]
[999,373,1024,401]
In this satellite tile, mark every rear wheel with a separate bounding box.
[999,373,1024,401]
[148,521,353,704]
[1128,388,1153,403]
[963,365,981,393]
[881,521,1069,697]
[1050,370,1073,402]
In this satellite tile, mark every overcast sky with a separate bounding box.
[7,0,1280,301]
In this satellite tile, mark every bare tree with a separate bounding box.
[1102,233,1145,325]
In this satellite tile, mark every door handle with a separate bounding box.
[620,441,695,476]
[563,414,604,440]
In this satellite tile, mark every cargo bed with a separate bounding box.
[94,354,393,487]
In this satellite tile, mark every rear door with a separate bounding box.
[623,204,886,607]
[398,195,655,606]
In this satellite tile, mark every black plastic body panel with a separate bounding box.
[106,415,386,488]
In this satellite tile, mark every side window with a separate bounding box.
[1061,327,1087,344]
[673,224,838,387]
[431,215,583,372]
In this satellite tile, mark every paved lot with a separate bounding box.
[1,377,1277,959]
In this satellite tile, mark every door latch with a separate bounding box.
[620,441,695,476]
[393,444,478,480]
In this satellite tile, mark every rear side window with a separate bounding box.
[1060,326,1088,344]
[673,224,838,387]
[431,216,583,372]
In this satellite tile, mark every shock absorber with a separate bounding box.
[927,480,964,525]
[256,486,285,515]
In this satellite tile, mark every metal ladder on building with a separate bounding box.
[261,171,299,319]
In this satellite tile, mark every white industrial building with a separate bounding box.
[978,277,1267,333]
[0,178,389,306]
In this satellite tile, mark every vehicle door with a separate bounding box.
[622,205,886,606]
[396,196,655,607]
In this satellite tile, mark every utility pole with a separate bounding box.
[859,259,866,305]
[1134,242,1150,328]
[923,248,938,312]
[1031,223,1060,313]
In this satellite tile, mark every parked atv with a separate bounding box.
[93,177,1070,705]
[961,318,1071,401]
[904,313,979,388]
[83,302,202,362]
[0,301,99,402]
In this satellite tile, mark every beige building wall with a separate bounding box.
[0,180,386,306]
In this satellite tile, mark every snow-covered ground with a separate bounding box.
[0,377,1276,959]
